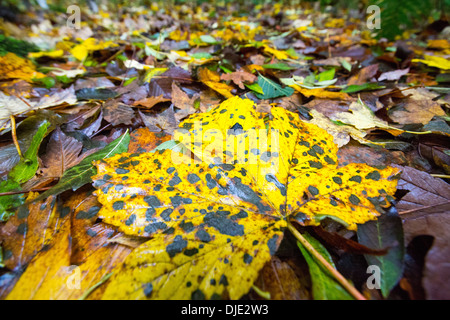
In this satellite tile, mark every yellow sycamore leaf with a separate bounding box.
[263,45,289,60]
[427,39,450,50]
[92,96,400,300]
[70,37,118,61]
[28,49,64,59]
[324,18,345,28]
[169,29,188,41]
[198,67,234,98]
[412,55,450,70]
[0,52,45,81]
[143,67,168,82]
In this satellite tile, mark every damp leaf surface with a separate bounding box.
[92,96,400,300]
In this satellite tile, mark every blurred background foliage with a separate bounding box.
[0,0,449,40]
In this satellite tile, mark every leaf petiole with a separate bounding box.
[287,221,366,300]
[78,272,113,300]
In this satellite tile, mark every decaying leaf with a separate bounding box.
[132,95,171,109]
[306,109,373,147]
[39,127,84,179]
[128,127,171,153]
[92,96,399,300]
[0,86,77,131]
[388,91,445,125]
[220,70,257,89]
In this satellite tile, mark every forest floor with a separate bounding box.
[0,2,449,301]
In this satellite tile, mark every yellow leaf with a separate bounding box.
[0,52,45,81]
[143,67,168,82]
[291,84,350,100]
[412,55,450,70]
[198,67,234,98]
[5,193,132,300]
[427,39,450,50]
[28,49,64,59]
[263,45,289,60]
[70,37,118,61]
[92,96,400,300]
[71,44,89,61]
[169,29,188,41]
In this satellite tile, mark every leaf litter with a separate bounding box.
[0,1,448,301]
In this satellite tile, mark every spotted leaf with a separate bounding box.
[92,96,400,300]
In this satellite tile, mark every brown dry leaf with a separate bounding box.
[62,193,133,300]
[347,64,379,85]
[389,89,445,125]
[39,127,84,179]
[337,142,407,168]
[419,142,450,174]
[148,67,192,99]
[403,214,450,300]
[171,82,198,114]
[304,99,350,118]
[5,217,71,300]
[0,79,37,98]
[0,193,63,272]
[69,193,108,264]
[5,192,133,300]
[397,167,450,299]
[395,165,450,217]
[197,89,222,112]
[378,68,410,81]
[220,69,257,89]
[272,93,303,112]
[249,54,266,65]
[252,256,308,300]
[132,94,171,109]
[139,104,179,135]
[103,100,135,126]
[34,85,77,110]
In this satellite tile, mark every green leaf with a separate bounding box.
[318,68,335,82]
[255,74,294,99]
[8,121,50,184]
[297,233,354,300]
[0,180,25,222]
[32,131,130,203]
[0,245,4,268]
[0,35,40,57]
[357,207,405,298]
[199,35,218,44]
[262,63,295,71]
[340,58,352,72]
[123,77,137,86]
[33,76,56,89]
[286,47,299,59]
[191,52,212,60]
[244,82,264,94]
[341,83,385,93]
